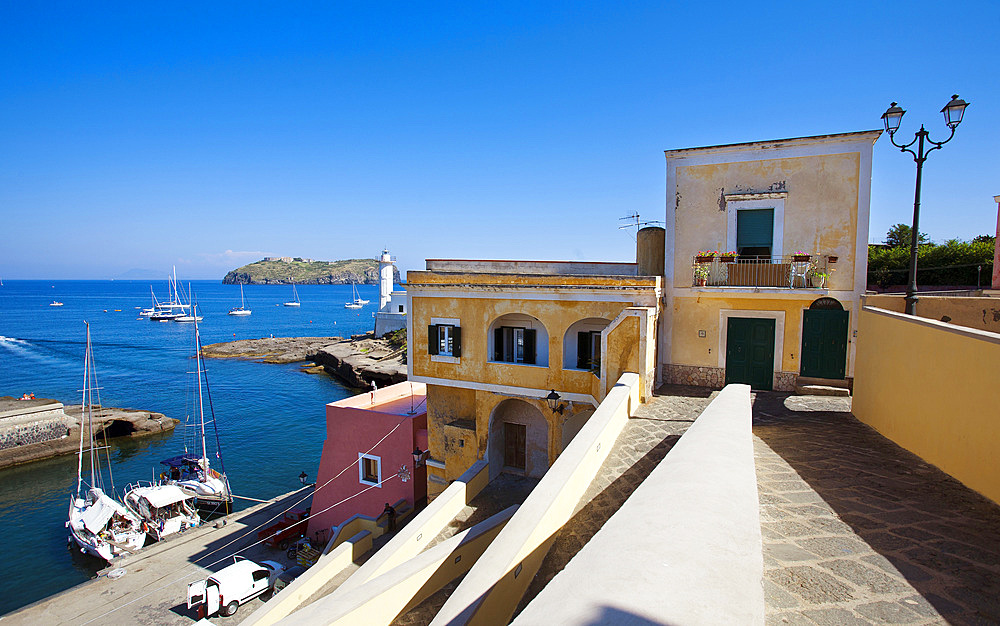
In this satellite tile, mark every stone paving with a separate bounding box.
[516,385,718,615]
[754,392,1000,625]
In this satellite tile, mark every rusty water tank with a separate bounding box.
[636,226,665,276]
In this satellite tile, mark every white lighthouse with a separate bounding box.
[379,249,395,310]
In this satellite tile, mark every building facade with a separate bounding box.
[406,260,659,493]
[661,130,881,390]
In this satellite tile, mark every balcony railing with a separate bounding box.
[691,254,831,288]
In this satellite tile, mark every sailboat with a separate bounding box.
[66,323,146,562]
[228,284,252,316]
[139,285,160,317]
[344,282,364,309]
[175,286,204,322]
[283,281,301,307]
[160,317,233,516]
[161,267,191,311]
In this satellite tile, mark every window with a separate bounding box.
[736,208,774,258]
[359,453,381,486]
[576,331,602,371]
[398,305,404,313]
[494,326,536,364]
[428,324,461,357]
[252,570,268,582]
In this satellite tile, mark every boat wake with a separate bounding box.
[0,335,30,352]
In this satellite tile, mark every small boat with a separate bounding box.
[229,284,251,316]
[67,323,147,562]
[150,309,184,321]
[175,286,204,322]
[283,282,301,307]
[344,282,365,309]
[50,301,64,307]
[123,482,200,542]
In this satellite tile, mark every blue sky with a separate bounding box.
[2,1,997,279]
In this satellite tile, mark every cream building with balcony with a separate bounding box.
[661,130,882,391]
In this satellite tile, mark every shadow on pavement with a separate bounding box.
[752,391,1000,624]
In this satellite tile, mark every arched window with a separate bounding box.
[488,314,548,367]
[562,318,611,371]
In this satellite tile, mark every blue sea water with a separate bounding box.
[0,279,387,614]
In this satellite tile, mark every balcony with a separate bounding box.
[690,254,833,289]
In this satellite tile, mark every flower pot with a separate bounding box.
[792,254,810,262]
[810,275,827,288]
[719,255,736,263]
[827,255,838,263]
[696,278,708,287]
[695,256,714,264]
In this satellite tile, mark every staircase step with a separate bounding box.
[795,384,850,397]
[796,376,851,389]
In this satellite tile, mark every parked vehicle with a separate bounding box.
[187,557,285,617]
[257,508,309,550]
[272,565,307,594]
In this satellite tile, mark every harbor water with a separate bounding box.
[0,279,386,614]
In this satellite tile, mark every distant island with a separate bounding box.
[222,257,401,285]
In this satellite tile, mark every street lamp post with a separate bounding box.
[881,95,969,315]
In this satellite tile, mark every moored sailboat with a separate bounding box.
[283,281,301,307]
[228,284,251,316]
[66,323,146,562]
[344,282,365,309]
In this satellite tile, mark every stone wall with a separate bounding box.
[0,418,70,450]
[663,364,798,392]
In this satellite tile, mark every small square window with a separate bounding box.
[359,453,381,486]
[398,305,404,313]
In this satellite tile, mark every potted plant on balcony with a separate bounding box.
[693,265,710,287]
[695,250,716,264]
[719,251,738,263]
[792,251,811,262]
[809,268,831,288]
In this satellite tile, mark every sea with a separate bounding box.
[0,279,389,615]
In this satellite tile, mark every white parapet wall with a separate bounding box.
[512,384,762,625]
[430,373,641,626]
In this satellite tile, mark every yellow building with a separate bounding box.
[661,130,882,390]
[406,260,660,491]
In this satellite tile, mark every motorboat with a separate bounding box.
[50,301,64,307]
[123,482,200,542]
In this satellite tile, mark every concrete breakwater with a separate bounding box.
[201,332,407,389]
[0,397,178,470]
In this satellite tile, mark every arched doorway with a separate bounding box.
[801,298,849,379]
[487,399,549,480]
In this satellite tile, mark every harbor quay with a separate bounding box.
[6,487,313,625]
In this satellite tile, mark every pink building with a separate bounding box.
[306,382,428,544]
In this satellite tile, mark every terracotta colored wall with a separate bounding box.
[307,404,425,541]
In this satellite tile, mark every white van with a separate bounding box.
[187,557,285,617]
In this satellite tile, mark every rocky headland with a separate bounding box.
[0,397,178,470]
[201,332,407,389]
[222,257,401,285]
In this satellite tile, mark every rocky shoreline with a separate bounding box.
[0,398,178,470]
[201,333,407,389]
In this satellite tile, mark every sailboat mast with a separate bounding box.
[76,323,89,496]
[85,325,98,490]
[194,318,209,467]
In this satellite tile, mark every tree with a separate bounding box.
[885,223,928,248]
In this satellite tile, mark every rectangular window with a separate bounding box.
[736,208,775,258]
[359,453,381,486]
[494,326,536,364]
[428,324,461,357]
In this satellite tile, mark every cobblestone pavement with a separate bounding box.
[754,392,1000,625]
[515,385,719,615]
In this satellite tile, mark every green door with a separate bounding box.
[725,317,775,390]
[801,309,849,379]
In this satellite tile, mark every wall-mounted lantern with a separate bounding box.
[546,390,565,414]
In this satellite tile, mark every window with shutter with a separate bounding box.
[522,329,536,364]
[428,325,439,355]
[736,208,774,258]
[577,332,591,369]
[452,327,461,357]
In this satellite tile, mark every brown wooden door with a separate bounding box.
[504,422,526,470]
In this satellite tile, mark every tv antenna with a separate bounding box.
[618,213,664,239]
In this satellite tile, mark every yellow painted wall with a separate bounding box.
[671,293,856,372]
[411,295,632,397]
[605,315,640,395]
[864,295,1000,334]
[674,153,860,291]
[853,307,1000,504]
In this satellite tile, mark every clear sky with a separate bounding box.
[2,1,997,280]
